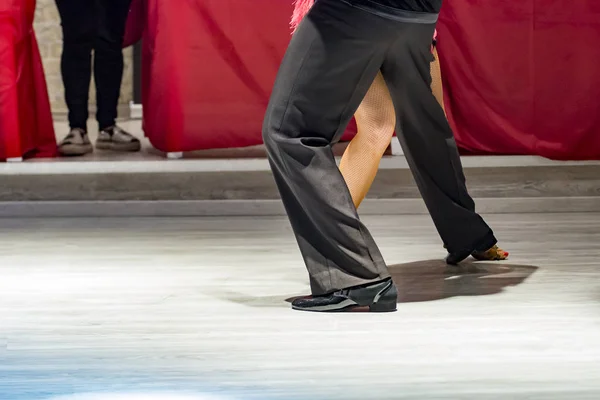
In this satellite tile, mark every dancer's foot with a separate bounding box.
[472,245,509,261]
[444,243,509,264]
[445,232,500,265]
[291,278,397,313]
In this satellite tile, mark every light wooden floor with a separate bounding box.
[1,213,600,400]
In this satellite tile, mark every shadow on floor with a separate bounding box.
[388,259,538,303]
[217,260,538,307]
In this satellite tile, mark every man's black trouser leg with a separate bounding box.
[380,26,497,254]
[262,0,394,296]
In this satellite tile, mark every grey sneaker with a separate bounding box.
[58,128,93,156]
[96,125,141,152]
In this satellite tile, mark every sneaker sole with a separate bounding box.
[96,141,141,152]
[58,144,94,156]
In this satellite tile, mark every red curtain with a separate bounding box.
[438,0,600,160]
[136,0,356,152]
[0,0,56,160]
[123,0,144,48]
[135,0,600,160]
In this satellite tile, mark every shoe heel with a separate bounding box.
[369,300,397,312]
[446,249,470,265]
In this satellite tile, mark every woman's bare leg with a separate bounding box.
[338,72,396,208]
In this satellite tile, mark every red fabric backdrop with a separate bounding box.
[0,0,56,160]
[438,0,600,159]
[132,0,357,153]
[130,0,600,159]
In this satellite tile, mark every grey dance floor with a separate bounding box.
[1,213,599,400]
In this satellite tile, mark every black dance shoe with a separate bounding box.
[292,278,398,313]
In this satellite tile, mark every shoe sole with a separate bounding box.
[96,141,141,152]
[292,301,397,313]
[58,144,94,156]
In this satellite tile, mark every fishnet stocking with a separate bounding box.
[339,55,446,209]
[339,72,395,208]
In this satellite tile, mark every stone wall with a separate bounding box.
[33,0,133,117]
